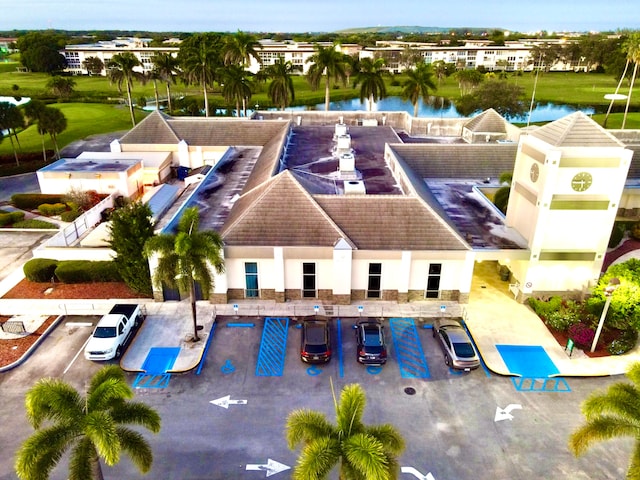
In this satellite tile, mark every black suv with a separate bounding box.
[300,318,331,364]
[355,320,387,365]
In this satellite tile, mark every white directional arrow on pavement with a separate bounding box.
[401,466,436,480]
[209,394,248,409]
[246,458,290,477]
[495,403,523,422]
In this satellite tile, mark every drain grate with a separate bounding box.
[404,387,416,395]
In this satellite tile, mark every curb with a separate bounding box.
[0,315,66,372]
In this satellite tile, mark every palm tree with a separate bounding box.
[151,52,179,113]
[144,206,225,341]
[622,32,640,129]
[40,106,67,159]
[23,99,48,162]
[107,52,143,127]
[220,65,253,117]
[353,57,387,111]
[223,31,261,67]
[265,58,295,110]
[15,365,161,480]
[178,33,222,117]
[569,362,640,478]
[0,101,25,165]
[144,69,161,112]
[286,382,405,480]
[401,63,438,117]
[306,44,349,111]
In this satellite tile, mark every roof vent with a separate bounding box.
[344,180,366,195]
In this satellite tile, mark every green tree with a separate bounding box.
[220,65,253,117]
[39,106,67,160]
[456,79,525,119]
[265,58,295,110]
[15,31,67,73]
[151,52,179,113]
[178,33,222,117]
[454,69,484,96]
[107,52,143,127]
[82,56,105,75]
[569,362,640,479]
[23,99,48,162]
[46,75,76,99]
[353,57,387,111]
[15,365,161,480]
[622,32,640,129]
[286,383,405,480]
[144,206,225,341]
[0,101,25,166]
[306,44,349,111]
[401,63,437,117]
[223,31,261,67]
[108,201,155,296]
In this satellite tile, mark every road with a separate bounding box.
[0,316,630,480]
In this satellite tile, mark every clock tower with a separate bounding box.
[505,112,633,298]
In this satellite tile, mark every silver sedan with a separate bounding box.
[432,318,480,371]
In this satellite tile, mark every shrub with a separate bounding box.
[545,309,580,331]
[631,221,640,241]
[38,203,67,216]
[568,323,596,349]
[12,219,58,229]
[608,222,626,248]
[23,258,59,282]
[528,296,563,319]
[60,209,82,222]
[11,193,65,210]
[608,329,639,355]
[55,260,122,283]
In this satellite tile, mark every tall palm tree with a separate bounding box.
[286,382,405,480]
[144,206,225,341]
[353,57,387,111]
[107,52,143,126]
[151,52,179,113]
[40,106,67,160]
[265,58,295,110]
[178,33,222,117]
[622,32,640,129]
[15,365,161,480]
[306,44,349,111]
[144,69,161,112]
[23,99,48,162]
[569,362,640,478]
[223,31,261,67]
[220,65,253,117]
[0,101,25,165]
[401,63,438,117]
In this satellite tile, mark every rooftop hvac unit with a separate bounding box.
[336,134,351,150]
[344,180,366,195]
[339,153,355,173]
[335,123,348,137]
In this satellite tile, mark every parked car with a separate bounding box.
[85,304,143,361]
[300,318,331,364]
[355,319,387,365]
[432,318,480,371]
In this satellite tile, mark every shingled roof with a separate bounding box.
[119,111,289,146]
[529,111,624,148]
[464,108,509,134]
[314,195,469,251]
[220,170,351,247]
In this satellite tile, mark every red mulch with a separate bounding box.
[0,316,57,367]
[546,326,615,358]
[2,279,149,300]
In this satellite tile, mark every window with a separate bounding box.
[367,263,382,298]
[245,262,259,298]
[425,263,442,298]
[302,263,316,298]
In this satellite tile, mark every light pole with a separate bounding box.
[591,277,621,352]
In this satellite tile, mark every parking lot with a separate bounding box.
[0,314,631,480]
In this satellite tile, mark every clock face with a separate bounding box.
[571,171,593,192]
[530,163,539,183]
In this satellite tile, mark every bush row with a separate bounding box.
[0,211,25,226]
[11,193,66,210]
[23,258,122,283]
[37,203,67,216]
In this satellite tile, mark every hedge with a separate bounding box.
[54,260,122,283]
[11,193,66,210]
[0,211,25,226]
[37,203,68,216]
[23,258,59,282]
[12,219,58,229]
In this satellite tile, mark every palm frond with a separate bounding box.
[336,384,366,436]
[68,437,97,480]
[626,363,640,387]
[292,437,341,480]
[582,384,640,421]
[25,378,83,428]
[87,377,134,412]
[15,425,76,480]
[84,411,121,466]
[366,424,406,455]
[343,433,389,480]
[116,427,155,473]
[286,409,334,449]
[110,402,162,433]
[569,415,640,456]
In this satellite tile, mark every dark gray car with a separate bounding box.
[432,318,480,371]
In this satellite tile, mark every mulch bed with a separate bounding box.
[546,325,616,358]
[2,279,149,300]
[0,315,57,368]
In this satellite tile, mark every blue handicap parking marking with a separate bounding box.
[255,317,289,376]
[366,366,382,375]
[389,318,430,379]
[307,366,323,376]
[134,347,181,389]
[497,345,570,392]
[221,359,236,374]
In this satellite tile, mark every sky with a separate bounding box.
[0,0,638,34]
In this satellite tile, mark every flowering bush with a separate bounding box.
[568,323,595,349]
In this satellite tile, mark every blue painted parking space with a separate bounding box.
[255,317,289,376]
[389,318,430,378]
[497,344,571,392]
[133,347,180,388]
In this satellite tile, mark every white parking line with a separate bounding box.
[64,336,91,375]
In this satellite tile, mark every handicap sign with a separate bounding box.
[307,366,322,376]
[366,366,382,375]
[221,359,236,374]
[358,305,364,313]
[440,305,446,313]
[314,305,319,314]
[233,304,239,314]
